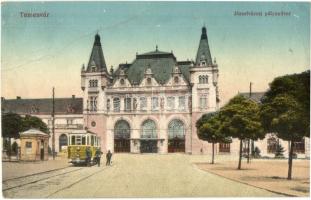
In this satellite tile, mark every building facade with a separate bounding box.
[81,26,219,154]
[2,96,83,153]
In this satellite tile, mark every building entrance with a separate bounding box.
[140,140,157,153]
[114,120,131,153]
[114,139,130,152]
[168,137,185,153]
[168,120,185,153]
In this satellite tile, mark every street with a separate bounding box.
[3,154,281,198]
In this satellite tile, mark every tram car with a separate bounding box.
[68,130,101,165]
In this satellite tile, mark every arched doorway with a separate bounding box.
[59,134,68,152]
[168,120,185,153]
[140,119,157,153]
[114,120,131,152]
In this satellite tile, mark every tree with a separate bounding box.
[196,112,230,164]
[220,95,265,170]
[22,115,49,134]
[2,113,24,159]
[260,71,309,180]
[2,112,23,139]
[275,143,285,158]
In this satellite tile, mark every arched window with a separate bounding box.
[141,120,157,139]
[168,120,185,139]
[120,79,125,85]
[114,120,130,139]
[113,98,120,112]
[204,75,208,84]
[199,76,202,84]
[59,134,68,152]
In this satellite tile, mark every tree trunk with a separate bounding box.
[287,140,294,180]
[238,139,242,170]
[247,139,250,163]
[212,142,215,164]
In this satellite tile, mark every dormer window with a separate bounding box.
[201,61,206,66]
[147,78,152,85]
[91,66,96,72]
[174,76,179,84]
[120,79,125,85]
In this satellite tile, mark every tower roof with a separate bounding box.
[195,26,213,66]
[86,34,107,73]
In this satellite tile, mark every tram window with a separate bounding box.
[76,136,82,145]
[82,136,86,145]
[91,136,94,146]
[87,136,90,145]
[71,136,76,145]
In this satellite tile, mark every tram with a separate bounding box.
[67,130,101,165]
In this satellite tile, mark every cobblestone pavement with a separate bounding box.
[3,154,282,198]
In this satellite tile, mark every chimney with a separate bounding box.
[16,96,21,99]
[72,95,75,99]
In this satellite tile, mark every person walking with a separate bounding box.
[95,148,102,167]
[106,150,112,166]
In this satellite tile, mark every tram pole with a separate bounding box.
[52,87,55,160]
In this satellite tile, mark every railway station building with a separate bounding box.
[2,26,309,158]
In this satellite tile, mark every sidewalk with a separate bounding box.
[2,156,71,180]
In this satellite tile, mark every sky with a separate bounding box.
[1,1,310,106]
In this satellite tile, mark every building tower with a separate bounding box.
[81,33,112,151]
[190,26,219,153]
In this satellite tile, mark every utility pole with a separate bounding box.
[52,87,55,160]
[247,82,252,163]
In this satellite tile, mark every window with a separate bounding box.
[91,136,94,146]
[133,98,138,110]
[120,79,125,85]
[113,98,120,112]
[89,96,97,111]
[152,97,159,111]
[89,80,98,87]
[140,97,147,111]
[178,96,186,110]
[167,97,175,110]
[26,142,32,148]
[267,137,278,153]
[141,120,157,139]
[147,78,152,85]
[199,95,207,109]
[59,134,68,152]
[76,135,82,145]
[199,75,208,84]
[67,119,73,125]
[293,139,305,154]
[71,136,76,145]
[91,66,96,72]
[124,98,132,111]
[174,76,179,84]
[107,99,110,111]
[114,120,130,139]
[219,143,230,153]
[82,136,86,145]
[168,120,185,139]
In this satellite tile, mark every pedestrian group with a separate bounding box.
[85,148,112,167]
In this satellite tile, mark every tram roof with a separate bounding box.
[69,129,97,135]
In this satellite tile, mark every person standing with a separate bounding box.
[95,148,102,167]
[106,150,112,166]
[85,147,91,167]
